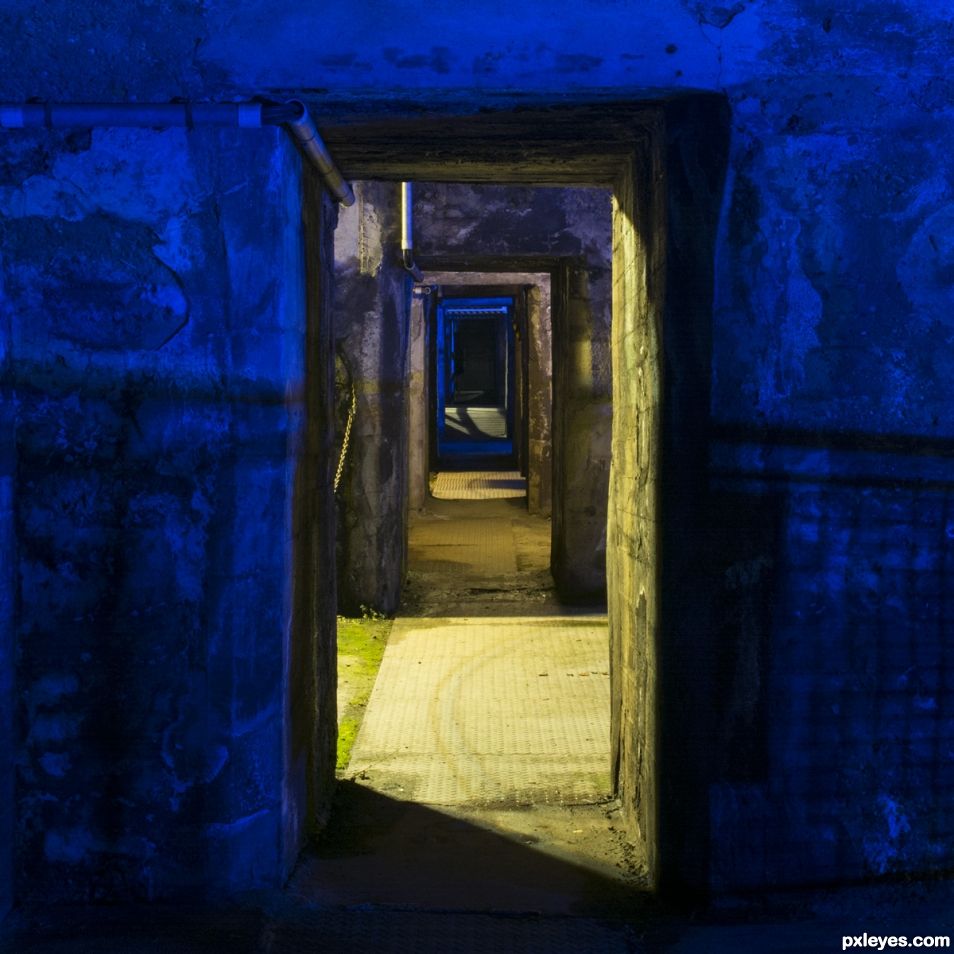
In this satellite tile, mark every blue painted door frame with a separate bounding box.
[436,296,516,462]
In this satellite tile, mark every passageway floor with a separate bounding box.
[299,492,647,924]
[345,616,612,806]
[400,495,574,618]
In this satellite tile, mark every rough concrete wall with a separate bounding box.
[407,288,430,513]
[292,178,339,868]
[608,143,664,887]
[707,22,954,889]
[415,185,611,597]
[0,249,13,919]
[551,263,613,600]
[0,126,310,902]
[525,282,552,518]
[3,0,954,897]
[658,100,728,897]
[333,182,408,615]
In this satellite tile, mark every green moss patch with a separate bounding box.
[336,615,392,772]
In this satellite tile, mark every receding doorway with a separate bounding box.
[436,295,516,468]
[318,97,729,899]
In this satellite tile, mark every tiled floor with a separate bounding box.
[349,482,610,807]
[347,616,611,806]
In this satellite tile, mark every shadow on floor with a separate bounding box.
[291,781,654,922]
[279,779,670,950]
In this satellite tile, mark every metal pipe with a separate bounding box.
[400,181,424,282]
[401,181,413,251]
[0,99,355,206]
[282,100,355,207]
[0,102,268,129]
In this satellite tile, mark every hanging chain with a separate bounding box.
[334,382,356,494]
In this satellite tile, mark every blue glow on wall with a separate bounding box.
[0,0,953,908]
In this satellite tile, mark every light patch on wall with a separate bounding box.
[205,806,272,837]
[572,337,594,390]
[863,793,911,875]
[161,681,231,808]
[153,215,207,275]
[334,188,385,277]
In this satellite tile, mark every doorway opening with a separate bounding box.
[313,96,729,901]
[327,173,623,911]
[436,295,516,468]
[410,271,554,517]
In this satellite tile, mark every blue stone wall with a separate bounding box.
[1,0,952,896]
[0,125,309,901]
[0,223,13,918]
[708,445,954,888]
[699,12,954,886]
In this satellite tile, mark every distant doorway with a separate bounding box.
[436,296,516,468]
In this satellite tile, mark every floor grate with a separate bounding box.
[432,471,526,500]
